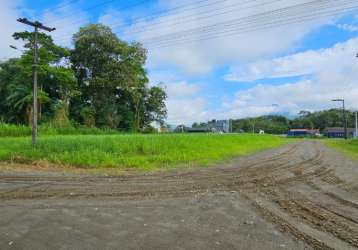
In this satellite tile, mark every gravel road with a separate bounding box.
[1,140,358,250]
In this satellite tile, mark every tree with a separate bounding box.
[70,24,166,131]
[1,24,167,132]
[0,31,76,125]
[6,84,50,125]
[144,86,167,127]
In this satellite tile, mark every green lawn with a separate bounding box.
[326,139,358,160]
[0,134,287,170]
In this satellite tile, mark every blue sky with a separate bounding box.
[2,0,358,125]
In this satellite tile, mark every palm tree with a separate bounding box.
[7,84,50,125]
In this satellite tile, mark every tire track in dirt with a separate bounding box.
[1,141,358,249]
[239,141,358,249]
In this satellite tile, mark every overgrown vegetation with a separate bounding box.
[0,24,167,132]
[0,134,287,170]
[0,123,119,137]
[326,139,358,160]
[203,109,357,134]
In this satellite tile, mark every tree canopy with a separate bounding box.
[194,109,357,134]
[0,24,167,132]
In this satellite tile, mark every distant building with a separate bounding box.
[287,129,320,137]
[175,125,187,133]
[185,120,232,133]
[325,127,355,138]
[208,120,231,133]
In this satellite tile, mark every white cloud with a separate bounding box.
[225,38,358,81]
[166,97,209,125]
[165,81,207,124]
[98,8,125,31]
[166,81,200,98]
[150,37,358,124]
[336,23,358,32]
[222,38,358,118]
[42,0,89,47]
[147,69,209,124]
[0,0,24,60]
[123,0,352,74]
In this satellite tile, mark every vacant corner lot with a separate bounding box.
[0,134,286,170]
[1,138,358,249]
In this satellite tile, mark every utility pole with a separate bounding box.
[355,111,358,139]
[332,99,348,140]
[17,18,55,146]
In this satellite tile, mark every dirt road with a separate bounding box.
[1,140,358,249]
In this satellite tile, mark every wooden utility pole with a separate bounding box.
[17,18,55,146]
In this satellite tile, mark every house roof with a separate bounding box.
[289,129,320,132]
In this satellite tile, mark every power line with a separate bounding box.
[50,0,149,28]
[56,0,353,43]
[122,0,283,36]
[56,0,255,40]
[112,0,241,31]
[47,0,120,25]
[52,0,358,47]
[53,0,297,43]
[64,0,226,31]
[149,6,358,48]
[46,0,80,14]
[147,4,358,49]
[140,0,343,43]
[54,0,234,41]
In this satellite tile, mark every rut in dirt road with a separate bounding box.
[1,140,358,249]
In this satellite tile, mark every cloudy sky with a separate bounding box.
[1,0,358,125]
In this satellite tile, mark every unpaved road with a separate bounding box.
[1,140,358,249]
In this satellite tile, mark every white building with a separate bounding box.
[209,120,231,133]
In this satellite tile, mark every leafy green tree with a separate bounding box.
[70,24,166,131]
[6,84,50,125]
[0,31,76,125]
[1,25,167,132]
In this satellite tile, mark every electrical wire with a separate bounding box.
[140,0,345,43]
[147,5,358,49]
[52,0,358,48]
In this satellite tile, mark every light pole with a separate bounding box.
[332,99,348,140]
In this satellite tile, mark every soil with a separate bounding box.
[1,140,358,249]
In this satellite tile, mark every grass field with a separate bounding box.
[0,123,119,137]
[0,134,287,170]
[326,139,358,160]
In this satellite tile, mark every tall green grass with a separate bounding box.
[0,134,287,170]
[0,123,119,137]
[326,139,358,160]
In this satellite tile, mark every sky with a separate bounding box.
[1,0,358,125]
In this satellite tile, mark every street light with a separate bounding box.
[332,99,348,140]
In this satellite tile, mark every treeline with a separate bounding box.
[0,24,167,132]
[195,109,357,134]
